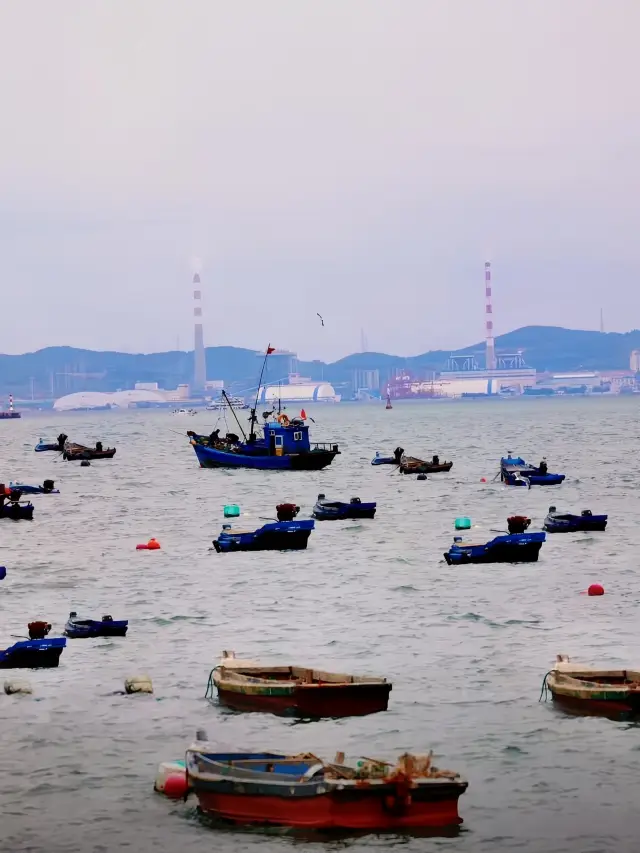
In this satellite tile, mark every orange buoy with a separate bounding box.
[588,583,605,596]
[162,772,188,799]
[147,538,161,550]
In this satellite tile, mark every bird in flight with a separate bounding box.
[317,313,324,326]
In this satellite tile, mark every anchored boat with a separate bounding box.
[312,494,377,520]
[544,654,640,718]
[206,650,391,717]
[35,434,67,452]
[186,746,467,830]
[543,507,607,533]
[400,453,453,474]
[212,518,314,552]
[500,454,565,487]
[64,612,128,638]
[0,637,66,669]
[0,488,34,520]
[444,523,545,565]
[8,480,59,495]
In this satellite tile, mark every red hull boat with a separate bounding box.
[186,749,467,831]
[207,651,391,718]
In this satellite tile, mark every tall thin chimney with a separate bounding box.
[485,261,496,370]
[193,273,206,391]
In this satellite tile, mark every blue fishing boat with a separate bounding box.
[213,519,314,552]
[35,434,67,452]
[544,507,608,533]
[64,612,128,638]
[8,480,59,495]
[500,454,565,487]
[371,451,397,466]
[0,499,34,520]
[444,530,546,565]
[0,637,66,669]
[312,494,377,520]
[188,347,339,471]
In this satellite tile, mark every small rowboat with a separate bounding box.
[399,454,453,474]
[64,612,128,638]
[63,441,116,461]
[444,530,545,565]
[212,519,314,552]
[545,655,640,718]
[543,507,607,533]
[206,650,392,718]
[312,494,376,520]
[186,746,468,830]
[8,480,59,495]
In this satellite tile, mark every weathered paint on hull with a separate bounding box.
[216,683,392,717]
[193,785,465,829]
[550,691,640,718]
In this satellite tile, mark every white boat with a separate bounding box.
[172,408,197,416]
[206,397,249,411]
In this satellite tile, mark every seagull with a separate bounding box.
[317,313,324,326]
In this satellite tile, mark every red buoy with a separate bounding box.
[147,538,161,550]
[588,583,605,596]
[480,477,487,483]
[162,772,188,799]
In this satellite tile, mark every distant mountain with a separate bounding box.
[1,326,639,399]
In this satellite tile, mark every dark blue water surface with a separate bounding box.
[1,397,640,853]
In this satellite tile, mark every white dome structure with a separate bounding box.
[258,383,340,404]
[53,390,167,410]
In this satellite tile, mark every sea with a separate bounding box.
[1,397,639,853]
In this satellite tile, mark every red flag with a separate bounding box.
[266,345,275,354]
[300,408,307,419]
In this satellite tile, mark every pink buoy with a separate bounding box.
[136,544,149,551]
[588,583,605,596]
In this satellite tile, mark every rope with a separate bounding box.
[204,668,216,699]
[539,671,553,702]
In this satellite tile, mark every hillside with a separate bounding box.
[1,326,638,399]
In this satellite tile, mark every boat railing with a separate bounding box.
[311,442,340,452]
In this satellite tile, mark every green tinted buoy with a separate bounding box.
[455,517,471,530]
[223,504,240,518]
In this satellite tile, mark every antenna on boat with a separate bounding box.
[249,345,274,440]
[221,390,248,441]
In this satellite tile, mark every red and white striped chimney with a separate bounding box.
[485,261,496,370]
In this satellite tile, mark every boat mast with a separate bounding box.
[249,344,273,441]
[221,390,248,441]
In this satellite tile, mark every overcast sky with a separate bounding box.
[1,0,638,361]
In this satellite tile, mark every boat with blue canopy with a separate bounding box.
[312,494,377,520]
[0,637,66,669]
[64,612,128,638]
[500,453,565,487]
[543,507,608,533]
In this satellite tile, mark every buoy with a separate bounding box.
[0,566,6,580]
[416,473,427,481]
[588,583,605,596]
[80,460,91,467]
[223,504,240,518]
[147,538,161,550]
[455,517,471,530]
[154,761,188,796]
[124,674,153,694]
[162,773,188,799]
[480,477,487,483]
[4,679,32,695]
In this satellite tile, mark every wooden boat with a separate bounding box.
[0,637,66,669]
[186,746,468,830]
[545,655,640,717]
[63,441,116,461]
[400,454,453,474]
[206,650,392,717]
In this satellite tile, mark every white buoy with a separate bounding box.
[124,674,153,694]
[4,679,33,695]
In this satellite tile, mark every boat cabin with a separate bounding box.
[263,421,311,455]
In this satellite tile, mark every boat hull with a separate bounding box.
[543,514,607,533]
[193,786,464,830]
[400,462,453,474]
[0,638,66,669]
[371,456,396,466]
[549,690,640,718]
[504,473,565,487]
[0,412,21,419]
[64,620,128,638]
[0,503,34,520]
[444,532,545,565]
[193,443,337,470]
[10,484,59,495]
[213,520,314,552]
[216,682,391,718]
[63,448,116,461]
[312,502,376,521]
[34,443,60,452]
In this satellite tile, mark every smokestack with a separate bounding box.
[485,261,496,370]
[193,273,206,391]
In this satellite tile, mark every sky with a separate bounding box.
[1,0,639,362]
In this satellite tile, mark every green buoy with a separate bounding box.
[223,504,240,518]
[455,517,471,530]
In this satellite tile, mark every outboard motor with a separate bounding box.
[9,488,22,503]
[102,614,113,622]
[581,509,593,517]
[507,515,531,534]
[43,479,55,493]
[548,506,556,514]
[350,497,362,504]
[276,503,300,521]
[28,621,51,640]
